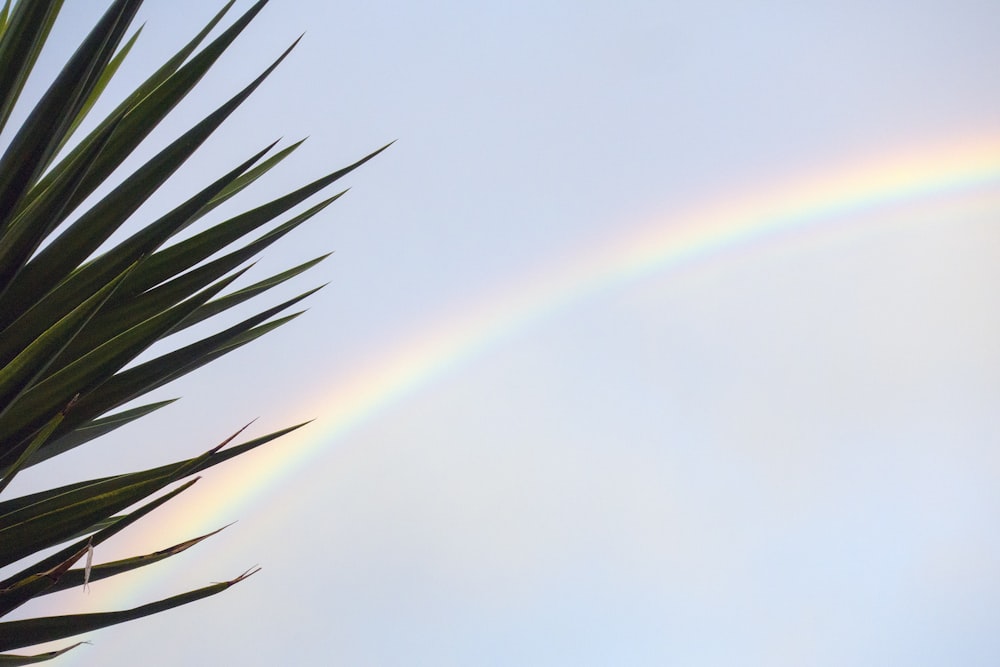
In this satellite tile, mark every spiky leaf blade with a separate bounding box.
[0,568,260,651]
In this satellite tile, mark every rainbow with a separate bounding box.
[53,134,1000,627]
[248,133,1000,488]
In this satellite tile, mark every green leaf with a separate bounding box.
[0,269,247,463]
[90,194,339,344]
[0,0,62,135]
[0,469,177,568]
[0,33,300,328]
[0,2,11,39]
[0,408,64,497]
[0,541,87,617]
[0,114,123,296]
[0,423,250,568]
[0,421,308,519]
[119,142,388,298]
[30,1,267,227]
[190,137,307,224]
[0,143,274,367]
[53,24,142,157]
[42,524,230,595]
[0,567,259,652]
[0,0,141,231]
[32,294,313,465]
[0,264,132,417]
[0,479,201,597]
[40,400,178,463]
[182,253,331,331]
[20,0,238,213]
[0,643,86,664]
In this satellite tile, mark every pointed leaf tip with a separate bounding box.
[233,566,261,584]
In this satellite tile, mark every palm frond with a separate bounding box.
[0,0,385,654]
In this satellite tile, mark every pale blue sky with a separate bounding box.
[7,1,1000,665]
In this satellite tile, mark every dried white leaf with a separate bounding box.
[83,542,94,593]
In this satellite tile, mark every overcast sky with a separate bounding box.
[7,1,1000,665]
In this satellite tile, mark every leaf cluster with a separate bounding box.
[0,1,385,660]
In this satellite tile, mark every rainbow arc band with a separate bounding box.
[61,134,1000,618]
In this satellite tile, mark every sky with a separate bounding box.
[4,0,1000,665]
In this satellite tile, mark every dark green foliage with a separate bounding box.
[0,1,384,660]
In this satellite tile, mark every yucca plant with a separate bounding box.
[0,0,385,661]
